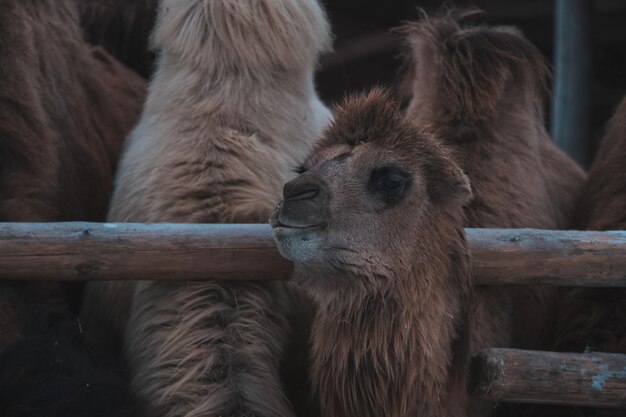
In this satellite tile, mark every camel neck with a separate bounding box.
[310,251,470,417]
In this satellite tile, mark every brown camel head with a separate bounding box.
[271,88,472,299]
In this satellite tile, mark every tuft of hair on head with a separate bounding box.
[324,87,407,147]
[152,0,333,75]
[398,7,550,119]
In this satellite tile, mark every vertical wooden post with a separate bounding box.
[551,0,593,167]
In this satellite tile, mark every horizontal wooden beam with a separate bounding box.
[0,223,624,285]
[471,348,626,408]
[0,223,293,282]
[469,228,626,286]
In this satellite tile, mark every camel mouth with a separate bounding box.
[271,222,325,231]
[272,224,325,236]
[269,205,326,231]
[271,223,326,263]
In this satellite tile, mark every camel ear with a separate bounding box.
[426,154,473,207]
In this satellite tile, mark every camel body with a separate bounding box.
[402,7,586,366]
[0,0,146,414]
[81,1,332,416]
[0,0,144,349]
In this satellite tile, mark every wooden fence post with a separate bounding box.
[552,0,593,166]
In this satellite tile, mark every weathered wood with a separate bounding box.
[0,223,293,282]
[469,228,626,287]
[0,223,625,285]
[471,348,626,408]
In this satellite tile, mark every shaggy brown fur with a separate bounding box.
[0,0,145,222]
[401,11,587,416]
[81,1,332,416]
[272,89,473,417]
[401,9,586,359]
[0,0,145,350]
[78,0,157,77]
[401,9,585,219]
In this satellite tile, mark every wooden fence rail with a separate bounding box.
[471,348,626,408]
[0,223,625,285]
[1,222,625,408]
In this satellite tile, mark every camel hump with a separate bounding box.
[152,0,332,71]
[400,8,549,119]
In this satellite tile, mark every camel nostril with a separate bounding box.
[285,187,320,201]
[283,178,321,202]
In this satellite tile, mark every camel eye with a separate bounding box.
[368,165,412,206]
[381,175,404,191]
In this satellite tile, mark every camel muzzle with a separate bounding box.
[272,175,327,229]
